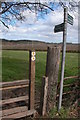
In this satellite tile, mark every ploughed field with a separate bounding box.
[2,40,80,52]
[2,50,79,85]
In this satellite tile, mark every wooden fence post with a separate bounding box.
[28,50,35,110]
[40,76,48,116]
[46,47,60,112]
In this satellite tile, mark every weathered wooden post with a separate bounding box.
[40,76,48,116]
[46,47,60,112]
[28,50,35,110]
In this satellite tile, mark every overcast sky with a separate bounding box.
[0,2,78,43]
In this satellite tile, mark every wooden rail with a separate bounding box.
[0,79,29,88]
[63,82,78,87]
[57,75,79,103]
[0,80,29,91]
[1,108,36,119]
[64,76,80,80]
[57,75,80,89]
[57,91,77,98]
[0,95,28,106]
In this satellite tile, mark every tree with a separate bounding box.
[0,0,78,28]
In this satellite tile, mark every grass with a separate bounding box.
[2,51,29,82]
[2,50,79,84]
[2,50,47,83]
[2,50,79,118]
[49,106,78,118]
[49,107,69,118]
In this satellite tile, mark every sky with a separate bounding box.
[0,1,78,43]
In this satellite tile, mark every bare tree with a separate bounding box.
[0,0,78,28]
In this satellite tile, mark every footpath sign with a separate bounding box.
[54,23,64,33]
[54,7,74,111]
[54,14,73,33]
[68,14,73,25]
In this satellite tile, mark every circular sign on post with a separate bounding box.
[31,56,35,61]
[31,52,36,56]
[31,51,36,61]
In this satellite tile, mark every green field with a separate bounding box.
[2,50,79,117]
[2,50,79,85]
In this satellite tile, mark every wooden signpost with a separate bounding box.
[29,50,36,110]
[54,7,73,111]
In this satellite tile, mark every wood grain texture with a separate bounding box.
[0,80,29,88]
[40,76,48,116]
[2,107,36,119]
[46,47,60,112]
[0,95,28,106]
[29,50,35,110]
